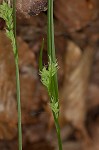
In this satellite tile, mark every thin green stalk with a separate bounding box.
[39,38,44,71]
[13,1,22,150]
[53,113,62,150]
[47,0,62,150]
[47,0,58,102]
[0,1,22,150]
[38,0,62,149]
[15,56,22,150]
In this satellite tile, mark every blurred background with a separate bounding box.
[0,0,99,149]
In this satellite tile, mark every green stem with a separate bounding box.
[15,56,22,150]
[47,0,62,150]
[53,113,63,150]
[48,0,58,103]
[13,1,22,150]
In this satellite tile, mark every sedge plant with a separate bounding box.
[39,0,63,150]
[0,1,22,150]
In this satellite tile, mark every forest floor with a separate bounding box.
[0,0,99,150]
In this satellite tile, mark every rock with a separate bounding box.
[0,0,47,17]
[16,0,47,17]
